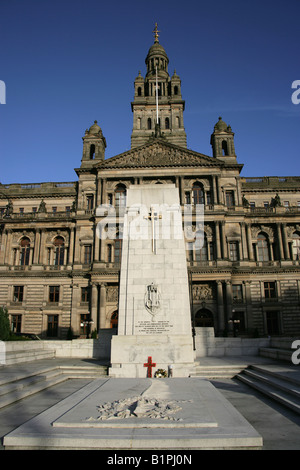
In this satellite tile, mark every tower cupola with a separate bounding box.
[131,23,187,149]
[80,120,106,168]
[210,116,236,161]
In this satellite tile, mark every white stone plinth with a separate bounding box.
[110,184,195,377]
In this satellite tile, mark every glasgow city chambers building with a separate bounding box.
[1,28,300,340]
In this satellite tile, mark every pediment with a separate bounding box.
[95,139,224,169]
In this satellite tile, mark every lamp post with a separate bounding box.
[80,311,94,338]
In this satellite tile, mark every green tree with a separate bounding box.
[0,307,11,341]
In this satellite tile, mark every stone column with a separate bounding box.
[281,223,290,259]
[212,175,218,205]
[74,230,81,264]
[217,281,225,333]
[225,280,233,333]
[244,280,254,331]
[68,227,75,264]
[215,222,221,260]
[221,222,228,258]
[39,230,46,265]
[277,223,284,260]
[102,178,107,205]
[99,283,107,328]
[240,222,248,260]
[33,229,41,264]
[97,178,102,206]
[91,283,98,328]
[0,230,8,265]
[94,223,100,262]
[4,230,12,265]
[180,176,185,205]
[246,224,254,260]
[71,283,79,334]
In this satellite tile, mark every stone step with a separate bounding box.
[4,349,55,365]
[190,364,247,379]
[259,347,292,362]
[241,369,300,400]
[236,366,300,415]
[0,373,68,409]
[0,364,108,409]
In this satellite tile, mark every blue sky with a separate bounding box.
[0,0,299,184]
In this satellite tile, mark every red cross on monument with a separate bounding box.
[144,356,156,378]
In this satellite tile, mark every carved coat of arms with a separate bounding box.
[145,283,161,321]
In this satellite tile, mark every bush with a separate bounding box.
[91,329,98,339]
[0,307,11,341]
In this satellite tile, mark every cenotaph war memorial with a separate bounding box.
[109,184,196,377]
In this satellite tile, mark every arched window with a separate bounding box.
[110,311,118,329]
[165,117,170,129]
[257,233,270,261]
[54,236,65,266]
[222,140,229,156]
[174,86,178,95]
[195,308,214,327]
[147,118,152,130]
[192,183,204,205]
[115,184,126,209]
[137,87,142,96]
[20,237,30,266]
[292,232,300,260]
[90,144,95,159]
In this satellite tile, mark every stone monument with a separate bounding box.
[109,184,195,377]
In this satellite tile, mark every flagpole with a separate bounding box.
[155,66,159,125]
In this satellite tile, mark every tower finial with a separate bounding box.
[152,22,160,43]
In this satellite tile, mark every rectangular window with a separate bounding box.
[87,195,94,210]
[107,244,112,263]
[284,201,289,208]
[264,201,269,209]
[81,287,90,303]
[232,284,243,302]
[13,286,24,302]
[11,315,22,333]
[49,286,60,303]
[229,242,239,261]
[65,206,71,215]
[266,311,280,335]
[225,191,235,207]
[83,245,92,264]
[185,192,191,205]
[47,315,58,337]
[264,282,277,300]
[19,208,24,216]
[52,206,57,214]
[114,239,122,264]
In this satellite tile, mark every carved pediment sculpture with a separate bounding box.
[97,141,222,169]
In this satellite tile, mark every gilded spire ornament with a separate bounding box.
[152,22,160,43]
